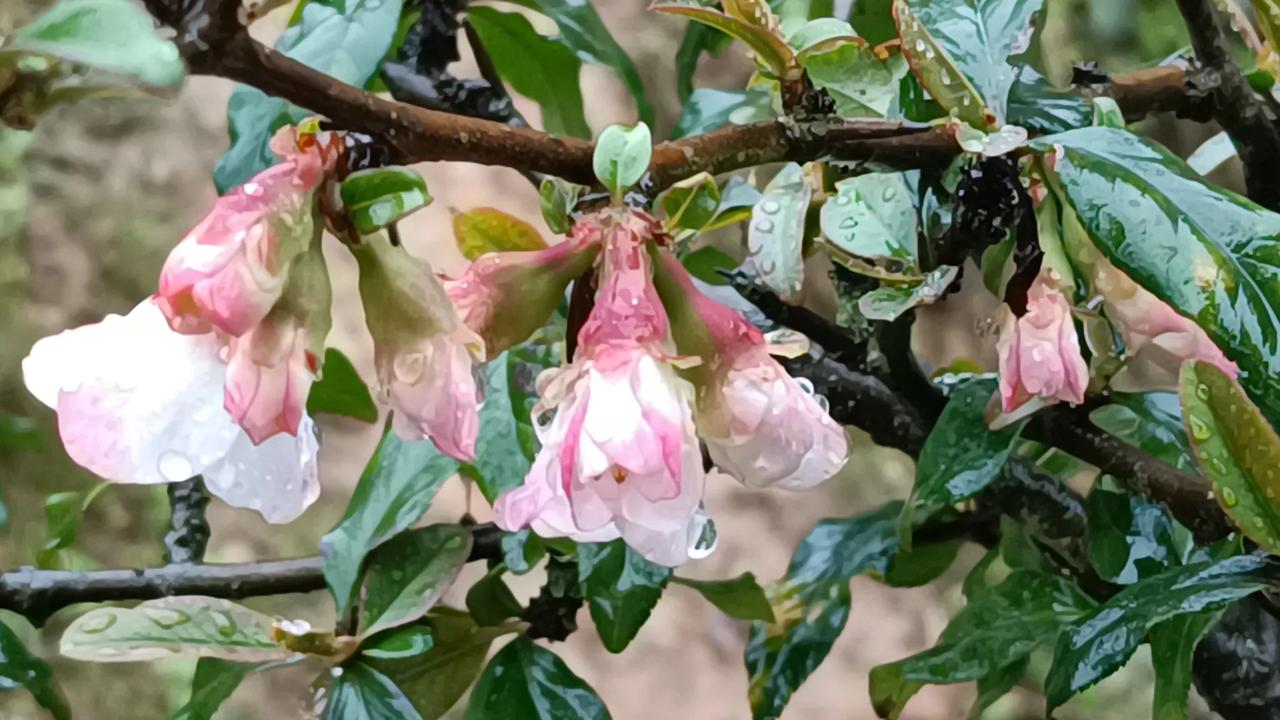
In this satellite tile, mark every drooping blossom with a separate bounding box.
[446,226,601,360]
[22,300,320,523]
[494,209,706,566]
[352,232,482,461]
[996,272,1089,412]
[652,252,849,490]
[155,126,339,337]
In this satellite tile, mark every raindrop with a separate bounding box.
[1196,383,1210,401]
[393,352,427,385]
[754,219,775,234]
[1221,486,1239,508]
[1189,415,1212,441]
[142,607,190,629]
[80,612,117,634]
[158,452,194,482]
[833,194,852,206]
[212,611,237,638]
[760,200,781,214]
[881,186,896,202]
[1253,517,1266,530]
[914,39,926,53]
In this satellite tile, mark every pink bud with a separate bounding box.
[996,274,1089,412]
[224,317,315,445]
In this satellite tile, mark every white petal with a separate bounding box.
[204,415,320,523]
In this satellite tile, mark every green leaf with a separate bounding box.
[858,266,959,321]
[1090,393,1195,472]
[747,162,811,301]
[1187,130,1237,176]
[747,502,902,720]
[37,491,86,569]
[321,432,459,617]
[501,529,546,575]
[359,525,473,638]
[850,0,897,44]
[4,0,184,87]
[467,637,610,719]
[891,0,994,128]
[870,570,1095,719]
[466,571,524,627]
[675,22,733,102]
[451,207,548,261]
[1006,67,1091,133]
[340,167,431,235]
[1092,96,1125,128]
[172,659,257,720]
[671,85,776,138]
[657,172,721,233]
[0,619,69,720]
[1034,126,1280,427]
[468,347,555,503]
[1149,610,1224,720]
[673,573,775,622]
[652,2,795,78]
[308,348,378,423]
[578,540,671,653]
[359,625,435,660]
[593,123,652,199]
[1179,360,1280,553]
[365,610,514,720]
[800,42,906,118]
[466,6,590,138]
[897,0,1042,123]
[326,661,422,720]
[883,540,961,588]
[1044,555,1280,713]
[215,0,405,191]
[527,0,653,125]
[1086,488,1181,585]
[60,596,290,663]
[539,178,585,235]
[820,172,917,269]
[680,246,739,286]
[707,176,764,230]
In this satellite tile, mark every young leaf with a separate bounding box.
[1034,127,1280,427]
[340,167,431,235]
[746,162,811,301]
[593,123,652,200]
[656,172,721,233]
[467,637,611,719]
[37,491,88,569]
[307,348,378,423]
[892,0,994,128]
[172,659,258,720]
[452,208,548,261]
[60,596,291,663]
[0,619,69,720]
[359,525,473,638]
[800,41,906,118]
[1179,360,1280,553]
[1089,393,1195,471]
[325,661,421,720]
[651,2,795,79]
[672,573,775,622]
[466,6,590,139]
[1044,555,1280,713]
[820,172,918,271]
[539,178,586,235]
[1006,68,1091,133]
[578,540,671,653]
[680,246,739,286]
[857,266,959,321]
[320,432,459,617]
[671,85,777,138]
[467,346,555,503]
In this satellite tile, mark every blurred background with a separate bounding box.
[0,0,1239,717]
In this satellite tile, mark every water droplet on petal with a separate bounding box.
[393,352,427,385]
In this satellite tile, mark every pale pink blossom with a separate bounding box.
[155,127,337,337]
[653,253,848,489]
[224,317,315,445]
[996,274,1089,412]
[22,300,319,522]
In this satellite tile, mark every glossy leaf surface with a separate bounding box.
[467,637,611,719]
[578,540,671,653]
[307,348,378,423]
[359,525,473,638]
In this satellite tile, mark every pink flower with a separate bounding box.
[652,253,849,489]
[155,127,337,337]
[22,300,320,523]
[446,227,601,360]
[996,273,1089,412]
[493,209,707,566]
[353,233,482,461]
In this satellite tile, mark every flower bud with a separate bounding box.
[996,272,1089,412]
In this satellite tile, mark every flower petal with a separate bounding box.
[204,415,320,523]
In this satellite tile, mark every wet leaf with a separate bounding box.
[60,596,290,663]
[1006,67,1091,133]
[657,172,721,233]
[593,123,652,199]
[673,573,775,622]
[1187,130,1237,176]
[707,176,764,230]
[360,625,435,661]
[1044,555,1280,713]
[341,167,431,235]
[308,348,378,423]
[539,178,585,235]
[501,529,546,575]
[671,85,777,138]
[215,0,405,191]
[577,540,671,653]
[466,6,590,138]
[652,2,795,78]
[36,491,87,570]
[359,525,473,638]
[1033,126,1280,427]
[870,571,1095,719]
[0,619,69,720]
[746,502,902,720]
[850,0,897,44]
[858,266,959,322]
[800,41,906,118]
[1150,610,1223,720]
[325,661,420,720]
[452,208,547,261]
[883,540,961,588]
[820,172,917,269]
[680,246,739,286]
[467,637,610,719]
[468,347,555,504]
[172,659,258,720]
[1090,392,1195,471]
[1086,488,1181,585]
[892,0,993,128]
[465,571,524,627]
[321,432,459,617]
[3,0,184,87]
[746,162,810,302]
[1179,360,1280,554]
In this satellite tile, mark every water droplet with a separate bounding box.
[833,194,851,206]
[158,452,194,482]
[1221,486,1239,508]
[212,611,237,638]
[940,71,952,86]
[1253,517,1266,530]
[80,611,117,634]
[881,186,896,202]
[445,536,464,549]
[754,218,775,234]
[1189,415,1212,441]
[393,352,427,385]
[1196,383,1211,401]
[142,607,190,628]
[914,39,926,53]
[760,200,781,214]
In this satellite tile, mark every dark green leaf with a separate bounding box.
[1007,67,1091,133]
[359,525,473,638]
[593,123,652,199]
[1090,392,1195,472]
[747,162,811,302]
[675,22,732,102]
[452,207,547,260]
[1180,360,1280,554]
[1034,126,1280,427]
[37,492,83,569]
[466,5,589,138]
[910,377,1024,509]
[172,659,257,720]
[528,0,652,125]
[680,246,739,286]
[673,573,775,622]
[883,540,961,588]
[800,42,905,118]
[466,572,524,627]
[1044,555,1280,713]
[820,172,917,267]
[671,85,776,138]
[0,619,69,720]
[467,637,610,719]
[321,432,459,617]
[215,0,405,191]
[325,662,422,720]
[469,347,555,504]
[1150,610,1223,720]
[308,349,378,423]
[850,0,896,44]
[340,167,431,235]
[657,172,721,233]
[578,540,671,653]
[360,625,435,661]
[1087,488,1181,585]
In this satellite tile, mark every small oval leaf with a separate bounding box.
[340,167,431,235]
[592,123,652,199]
[452,208,548,261]
[359,524,474,638]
